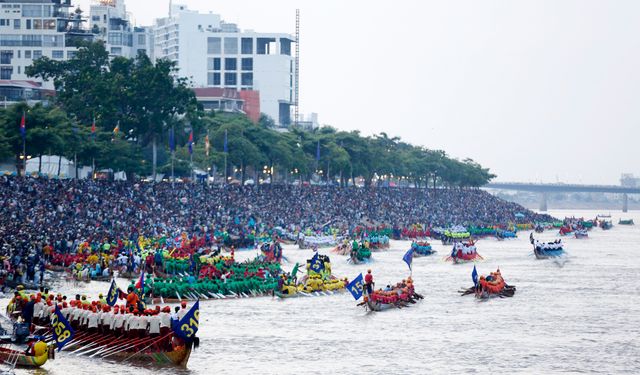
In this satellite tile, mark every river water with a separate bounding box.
[8,209,640,374]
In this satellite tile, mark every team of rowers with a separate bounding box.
[6,287,194,345]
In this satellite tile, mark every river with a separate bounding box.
[8,209,640,374]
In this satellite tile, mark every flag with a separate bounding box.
[316,140,320,161]
[169,127,175,152]
[346,273,364,300]
[51,305,74,351]
[19,112,25,139]
[135,272,144,291]
[113,122,120,135]
[188,131,193,155]
[172,300,199,341]
[403,248,414,271]
[91,117,96,137]
[106,279,119,306]
[472,265,478,287]
[223,129,228,153]
[205,134,210,156]
[309,252,324,273]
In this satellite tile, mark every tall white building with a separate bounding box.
[154,4,296,126]
[0,0,93,86]
[88,0,152,58]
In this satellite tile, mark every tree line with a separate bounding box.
[0,42,495,188]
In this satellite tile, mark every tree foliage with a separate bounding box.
[3,42,496,187]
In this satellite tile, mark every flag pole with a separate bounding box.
[22,132,26,176]
[21,111,26,176]
[170,125,175,187]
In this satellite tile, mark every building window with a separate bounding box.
[207,37,221,54]
[33,50,42,59]
[52,50,63,59]
[0,50,13,64]
[33,20,42,30]
[111,47,122,55]
[1,35,21,47]
[280,38,292,56]
[207,58,220,70]
[42,35,62,48]
[43,19,55,30]
[224,37,238,54]
[207,72,221,86]
[241,38,253,54]
[0,66,12,80]
[43,5,52,17]
[224,58,236,71]
[241,73,253,86]
[241,58,253,71]
[92,16,100,22]
[137,34,146,45]
[224,72,236,86]
[25,50,31,59]
[22,35,42,47]
[67,51,76,59]
[22,5,42,17]
[13,19,19,30]
[108,32,123,46]
[26,20,31,30]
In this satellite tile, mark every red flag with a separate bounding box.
[91,118,96,134]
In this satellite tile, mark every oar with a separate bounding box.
[74,335,120,356]
[119,332,174,363]
[92,335,150,358]
[91,335,146,357]
[100,335,158,359]
[64,332,102,350]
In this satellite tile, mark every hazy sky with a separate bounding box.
[75,0,640,185]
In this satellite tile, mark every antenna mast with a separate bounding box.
[169,0,173,17]
[294,9,300,127]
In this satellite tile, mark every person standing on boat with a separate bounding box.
[365,269,374,295]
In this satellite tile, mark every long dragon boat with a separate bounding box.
[411,241,436,257]
[58,332,193,367]
[459,269,516,299]
[358,278,423,312]
[533,241,565,259]
[0,341,52,368]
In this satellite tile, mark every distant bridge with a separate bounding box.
[484,182,639,212]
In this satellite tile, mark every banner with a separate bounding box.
[51,305,74,351]
[346,273,364,300]
[106,279,119,306]
[173,300,200,341]
[309,252,324,273]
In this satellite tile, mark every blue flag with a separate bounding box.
[472,265,478,287]
[309,252,324,273]
[173,300,200,341]
[51,305,74,351]
[223,129,228,153]
[403,248,414,270]
[169,127,175,152]
[106,279,119,306]
[346,273,364,300]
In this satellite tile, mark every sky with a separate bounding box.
[75,0,640,185]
